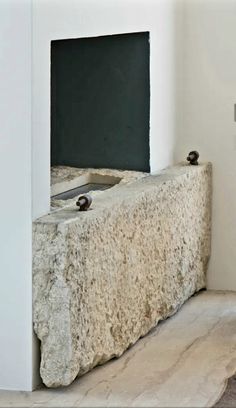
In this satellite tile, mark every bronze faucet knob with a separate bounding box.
[187,151,199,165]
[76,194,92,211]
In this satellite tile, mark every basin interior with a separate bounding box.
[51,173,121,200]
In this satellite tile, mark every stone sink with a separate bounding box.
[33,163,212,387]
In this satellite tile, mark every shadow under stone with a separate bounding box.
[214,375,236,407]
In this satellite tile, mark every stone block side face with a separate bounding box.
[33,223,74,386]
[33,164,212,387]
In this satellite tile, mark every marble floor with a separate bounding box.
[1,291,236,407]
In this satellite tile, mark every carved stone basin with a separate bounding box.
[33,163,212,387]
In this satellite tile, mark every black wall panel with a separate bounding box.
[51,32,150,172]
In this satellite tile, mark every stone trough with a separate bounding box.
[33,163,212,387]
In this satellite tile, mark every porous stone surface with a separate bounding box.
[51,166,146,187]
[50,166,147,209]
[33,163,212,388]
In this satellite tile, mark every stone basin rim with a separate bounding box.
[35,162,211,226]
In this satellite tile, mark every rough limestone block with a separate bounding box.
[33,163,212,387]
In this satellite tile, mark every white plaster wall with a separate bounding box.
[175,0,236,289]
[0,0,34,391]
[32,0,183,218]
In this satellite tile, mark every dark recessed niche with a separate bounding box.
[51,32,150,172]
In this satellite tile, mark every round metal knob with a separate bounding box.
[76,194,92,211]
[187,151,199,165]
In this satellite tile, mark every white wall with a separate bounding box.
[175,0,236,290]
[32,0,183,218]
[0,0,35,391]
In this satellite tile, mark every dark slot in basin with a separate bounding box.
[52,183,113,200]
